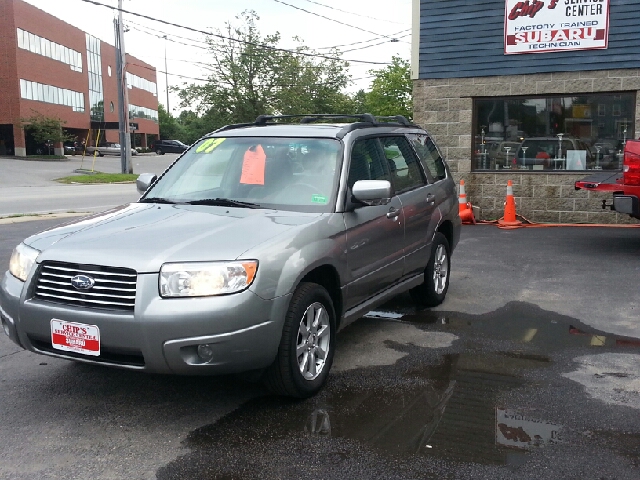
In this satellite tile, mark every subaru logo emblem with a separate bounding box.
[71,274,95,290]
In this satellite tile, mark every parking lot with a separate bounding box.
[1,219,639,479]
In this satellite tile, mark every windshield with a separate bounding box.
[142,136,343,213]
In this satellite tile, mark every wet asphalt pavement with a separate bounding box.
[1,219,639,479]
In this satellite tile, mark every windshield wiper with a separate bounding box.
[186,198,262,209]
[139,197,179,204]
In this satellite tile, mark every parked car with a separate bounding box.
[85,143,137,157]
[512,137,594,170]
[63,141,80,155]
[0,113,461,398]
[152,139,189,155]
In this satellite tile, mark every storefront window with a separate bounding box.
[473,93,636,171]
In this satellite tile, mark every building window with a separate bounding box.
[110,101,114,112]
[473,93,636,172]
[129,104,158,123]
[16,28,82,72]
[126,72,157,96]
[19,78,84,112]
[108,65,112,77]
[86,34,104,122]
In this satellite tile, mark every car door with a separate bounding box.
[342,137,405,310]
[381,135,440,277]
[168,141,181,153]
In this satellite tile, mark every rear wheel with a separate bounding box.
[410,232,450,307]
[264,282,336,398]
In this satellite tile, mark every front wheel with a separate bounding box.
[264,282,336,398]
[156,149,164,155]
[410,232,451,307]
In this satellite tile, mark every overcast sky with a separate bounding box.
[23,0,412,114]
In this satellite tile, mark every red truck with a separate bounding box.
[575,139,640,220]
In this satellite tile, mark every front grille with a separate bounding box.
[34,261,137,311]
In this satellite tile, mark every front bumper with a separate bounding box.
[0,270,291,375]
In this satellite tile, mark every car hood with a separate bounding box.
[26,203,318,272]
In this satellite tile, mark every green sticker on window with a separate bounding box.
[196,138,225,153]
[311,194,327,204]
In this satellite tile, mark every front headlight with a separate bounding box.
[159,261,258,297]
[9,243,40,282]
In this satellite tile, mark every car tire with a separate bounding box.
[410,232,450,308]
[156,149,164,155]
[264,282,336,398]
[98,151,104,157]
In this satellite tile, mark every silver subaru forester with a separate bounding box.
[1,114,461,398]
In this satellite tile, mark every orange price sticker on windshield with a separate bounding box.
[240,144,266,185]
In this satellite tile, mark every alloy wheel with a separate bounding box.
[296,302,331,380]
[432,244,448,295]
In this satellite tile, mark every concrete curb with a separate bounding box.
[0,212,91,225]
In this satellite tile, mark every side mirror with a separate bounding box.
[352,180,392,206]
[136,173,157,194]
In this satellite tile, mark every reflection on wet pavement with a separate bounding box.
[158,302,640,479]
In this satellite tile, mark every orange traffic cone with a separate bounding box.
[498,180,522,226]
[458,179,476,225]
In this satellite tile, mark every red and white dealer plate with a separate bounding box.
[50,319,100,356]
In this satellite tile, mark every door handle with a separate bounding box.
[426,193,436,205]
[386,207,399,219]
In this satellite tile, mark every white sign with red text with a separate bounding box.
[504,0,610,54]
[51,319,100,356]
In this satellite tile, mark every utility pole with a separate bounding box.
[163,35,170,113]
[115,0,132,174]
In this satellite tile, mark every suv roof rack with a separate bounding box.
[207,114,419,137]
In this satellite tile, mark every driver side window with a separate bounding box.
[348,138,390,188]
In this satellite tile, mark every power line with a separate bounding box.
[129,62,371,88]
[128,24,358,71]
[126,19,209,49]
[341,34,412,53]
[129,17,409,59]
[316,28,411,50]
[300,0,407,25]
[272,0,400,39]
[78,0,391,65]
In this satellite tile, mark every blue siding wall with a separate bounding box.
[419,0,640,79]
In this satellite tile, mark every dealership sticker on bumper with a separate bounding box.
[51,319,100,356]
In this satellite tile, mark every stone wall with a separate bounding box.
[413,69,640,224]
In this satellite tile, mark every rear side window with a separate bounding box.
[407,133,446,181]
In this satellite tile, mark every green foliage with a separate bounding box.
[176,11,352,130]
[21,112,74,145]
[364,56,413,120]
[158,104,184,141]
[55,173,139,184]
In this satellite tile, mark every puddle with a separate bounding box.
[158,354,561,479]
[396,301,640,355]
[157,302,640,479]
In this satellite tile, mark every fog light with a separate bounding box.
[1,318,10,337]
[197,344,214,362]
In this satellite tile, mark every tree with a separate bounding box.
[158,104,184,140]
[176,11,351,128]
[21,112,73,154]
[365,56,413,120]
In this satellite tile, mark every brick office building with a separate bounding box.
[0,0,159,157]
[411,0,640,223]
